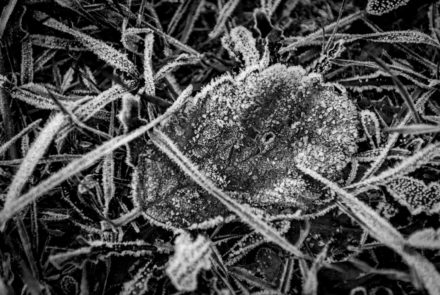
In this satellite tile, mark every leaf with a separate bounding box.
[386,177,440,215]
[148,129,306,258]
[345,31,440,49]
[166,233,212,292]
[102,153,115,216]
[143,33,155,96]
[360,110,381,147]
[31,34,86,51]
[20,37,34,84]
[408,228,440,249]
[366,0,410,15]
[221,26,260,67]
[4,113,65,204]
[120,262,156,295]
[11,83,75,110]
[43,17,138,75]
[60,67,75,93]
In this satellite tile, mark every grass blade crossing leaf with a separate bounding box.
[5,113,65,204]
[149,129,306,259]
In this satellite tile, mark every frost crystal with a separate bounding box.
[386,177,440,215]
[366,0,410,16]
[134,27,359,227]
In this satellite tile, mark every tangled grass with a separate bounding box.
[1,0,440,294]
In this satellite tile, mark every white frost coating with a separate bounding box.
[166,232,212,291]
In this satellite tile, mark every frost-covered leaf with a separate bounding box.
[166,233,212,292]
[408,228,440,249]
[20,37,34,84]
[344,31,440,49]
[360,110,381,147]
[102,153,115,216]
[31,34,86,51]
[120,262,158,295]
[143,33,155,96]
[222,26,260,67]
[226,220,290,266]
[367,0,410,15]
[42,17,138,75]
[11,83,75,110]
[138,63,358,228]
[386,177,440,215]
[60,67,75,93]
[149,129,306,257]
[256,247,283,283]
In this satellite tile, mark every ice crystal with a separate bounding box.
[386,176,440,215]
[366,0,410,16]
[134,27,359,228]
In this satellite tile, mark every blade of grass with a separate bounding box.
[0,119,41,157]
[296,164,440,295]
[5,113,66,205]
[370,54,422,124]
[0,89,191,230]
[149,128,307,259]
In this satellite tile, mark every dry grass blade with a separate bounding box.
[344,31,440,48]
[148,129,306,259]
[4,113,65,204]
[407,228,440,249]
[0,0,17,39]
[154,54,200,82]
[0,102,182,230]
[360,89,436,180]
[31,34,86,51]
[43,17,138,75]
[296,164,440,295]
[279,11,363,53]
[209,0,241,39]
[385,124,440,134]
[102,153,115,217]
[371,55,422,124]
[11,83,74,110]
[349,143,440,188]
[0,119,41,157]
[296,164,406,247]
[143,33,155,96]
[20,37,34,85]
